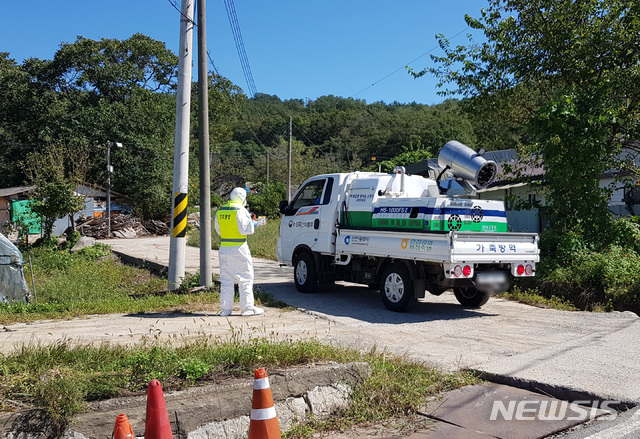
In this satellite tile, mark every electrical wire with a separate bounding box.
[350,26,470,99]
[223,0,257,97]
[167,0,220,77]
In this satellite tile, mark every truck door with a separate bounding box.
[279,178,334,260]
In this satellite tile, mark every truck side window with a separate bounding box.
[291,180,326,212]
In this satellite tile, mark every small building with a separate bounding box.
[0,186,39,239]
[0,184,131,238]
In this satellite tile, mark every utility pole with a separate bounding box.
[197,0,212,287]
[105,141,122,238]
[266,150,269,185]
[168,0,195,291]
[287,116,292,200]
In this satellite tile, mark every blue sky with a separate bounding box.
[0,0,485,105]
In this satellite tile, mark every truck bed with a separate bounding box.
[334,227,539,264]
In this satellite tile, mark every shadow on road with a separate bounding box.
[256,281,496,324]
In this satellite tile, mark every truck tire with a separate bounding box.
[380,263,414,312]
[294,252,318,293]
[453,287,490,308]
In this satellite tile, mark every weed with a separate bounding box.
[0,340,478,435]
[501,286,578,311]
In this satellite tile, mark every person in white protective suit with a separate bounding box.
[214,187,264,316]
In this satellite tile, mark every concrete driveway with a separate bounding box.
[3,236,639,409]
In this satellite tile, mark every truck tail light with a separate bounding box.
[517,264,525,276]
[453,265,472,277]
[525,264,534,276]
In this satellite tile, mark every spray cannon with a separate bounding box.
[436,141,497,195]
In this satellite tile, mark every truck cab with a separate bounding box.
[277,174,341,265]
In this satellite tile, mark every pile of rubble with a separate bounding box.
[73,215,171,239]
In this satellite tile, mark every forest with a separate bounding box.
[0,33,497,222]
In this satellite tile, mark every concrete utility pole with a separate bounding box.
[287,116,292,200]
[169,0,195,291]
[197,0,212,287]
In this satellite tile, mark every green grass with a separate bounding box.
[187,212,280,261]
[286,352,480,438]
[0,339,479,436]
[500,286,579,311]
[0,244,222,325]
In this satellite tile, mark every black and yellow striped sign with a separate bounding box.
[173,192,188,238]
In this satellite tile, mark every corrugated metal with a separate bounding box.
[0,186,36,198]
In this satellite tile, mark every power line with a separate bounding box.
[350,26,470,99]
[223,0,257,97]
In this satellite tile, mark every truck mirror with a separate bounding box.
[279,200,290,215]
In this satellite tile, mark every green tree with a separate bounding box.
[247,182,287,218]
[422,0,640,243]
[22,145,89,238]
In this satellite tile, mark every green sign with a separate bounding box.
[11,199,41,234]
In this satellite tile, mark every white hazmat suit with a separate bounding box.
[214,187,263,316]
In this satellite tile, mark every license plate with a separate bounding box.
[475,271,508,285]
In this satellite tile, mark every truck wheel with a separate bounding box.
[294,252,318,293]
[380,263,414,312]
[453,287,490,308]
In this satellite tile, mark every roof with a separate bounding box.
[0,186,36,198]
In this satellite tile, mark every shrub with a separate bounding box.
[533,219,640,314]
[211,192,224,209]
[64,230,81,249]
[247,182,286,218]
[602,217,640,253]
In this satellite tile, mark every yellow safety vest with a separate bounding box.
[217,201,247,247]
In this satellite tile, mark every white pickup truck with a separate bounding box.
[277,141,539,312]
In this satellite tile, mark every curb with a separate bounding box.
[472,370,638,411]
[0,362,370,439]
[111,250,169,276]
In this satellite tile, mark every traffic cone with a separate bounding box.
[113,413,133,439]
[248,367,281,439]
[144,379,173,439]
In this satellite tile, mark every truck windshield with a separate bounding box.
[291,180,326,211]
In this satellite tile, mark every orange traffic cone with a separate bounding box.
[113,413,134,439]
[144,379,173,439]
[248,367,281,439]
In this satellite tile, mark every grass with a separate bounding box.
[500,285,579,311]
[0,244,223,325]
[285,352,480,438]
[0,338,479,436]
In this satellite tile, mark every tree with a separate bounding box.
[22,145,90,238]
[422,0,640,243]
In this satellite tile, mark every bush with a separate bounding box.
[211,192,224,209]
[533,219,640,313]
[603,217,640,253]
[63,230,81,249]
[247,182,286,218]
